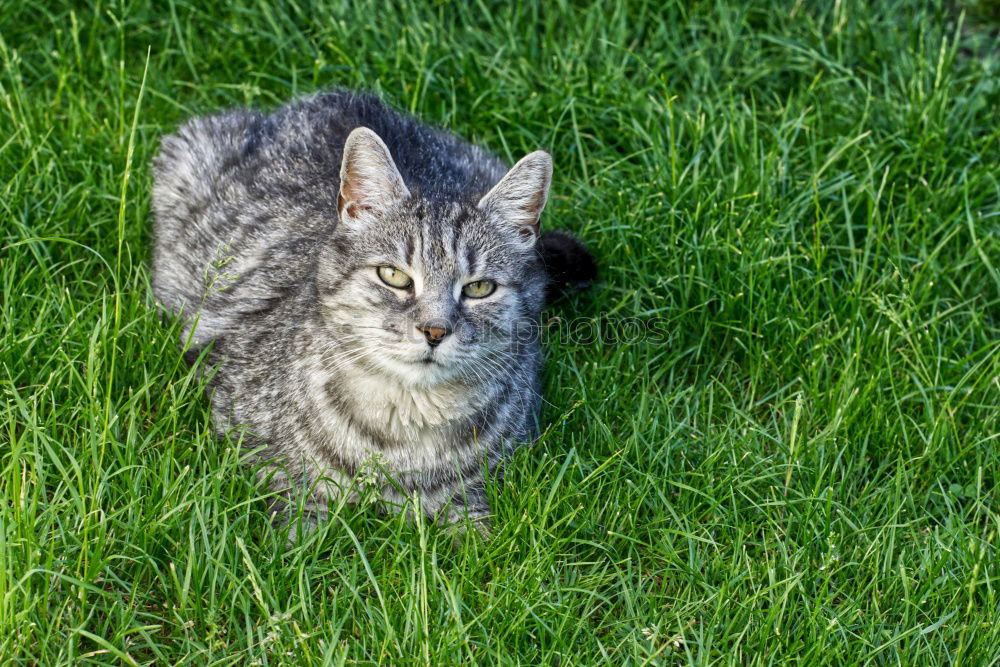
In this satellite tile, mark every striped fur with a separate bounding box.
[151,89,592,536]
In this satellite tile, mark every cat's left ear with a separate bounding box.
[338,127,410,225]
[477,151,552,243]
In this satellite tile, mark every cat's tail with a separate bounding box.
[536,230,597,304]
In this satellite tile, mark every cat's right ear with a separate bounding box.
[338,127,410,226]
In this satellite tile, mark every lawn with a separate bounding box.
[2,0,999,663]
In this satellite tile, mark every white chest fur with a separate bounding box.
[305,360,479,473]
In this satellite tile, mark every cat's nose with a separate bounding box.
[417,325,451,347]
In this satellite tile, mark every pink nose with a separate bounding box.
[417,325,450,346]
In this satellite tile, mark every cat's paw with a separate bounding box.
[435,502,492,542]
[447,514,492,549]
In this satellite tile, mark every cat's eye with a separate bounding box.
[377,266,413,289]
[462,279,496,299]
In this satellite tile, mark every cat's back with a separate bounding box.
[159,90,507,204]
[259,89,508,197]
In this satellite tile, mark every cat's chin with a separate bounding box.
[375,354,463,388]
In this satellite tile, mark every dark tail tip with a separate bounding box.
[536,230,597,303]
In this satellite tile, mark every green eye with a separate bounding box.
[377,266,413,289]
[462,279,496,299]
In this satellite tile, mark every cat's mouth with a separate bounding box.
[419,348,446,365]
[416,349,448,368]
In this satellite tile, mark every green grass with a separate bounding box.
[2,0,999,663]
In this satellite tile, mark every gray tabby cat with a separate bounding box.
[151,89,595,536]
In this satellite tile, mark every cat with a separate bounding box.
[151,89,596,537]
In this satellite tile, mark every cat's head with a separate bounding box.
[316,127,550,387]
